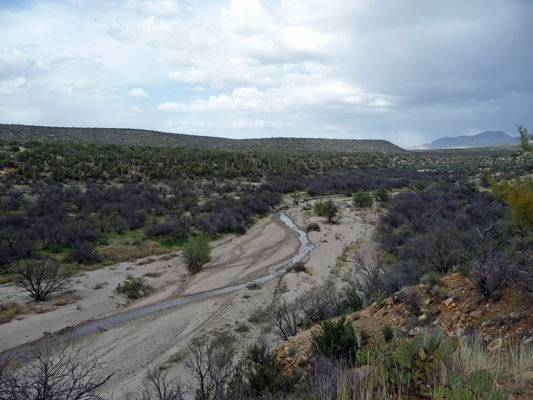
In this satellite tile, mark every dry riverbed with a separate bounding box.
[0,197,379,397]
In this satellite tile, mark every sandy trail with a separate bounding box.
[0,197,379,398]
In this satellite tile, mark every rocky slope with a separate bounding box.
[274,273,533,396]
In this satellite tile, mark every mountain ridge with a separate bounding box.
[410,130,519,150]
[0,124,406,154]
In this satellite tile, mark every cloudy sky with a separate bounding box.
[1,0,532,147]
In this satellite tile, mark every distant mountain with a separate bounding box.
[0,124,406,154]
[410,131,519,150]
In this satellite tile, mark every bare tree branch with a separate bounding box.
[16,258,71,301]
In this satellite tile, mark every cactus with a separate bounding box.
[395,343,413,368]
[437,336,459,358]
[468,369,493,393]
[448,371,463,391]
[452,388,475,400]
[433,327,442,346]
[433,385,452,400]
[357,346,376,365]
[365,329,507,400]
[482,389,508,400]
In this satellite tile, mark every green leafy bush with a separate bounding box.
[353,191,374,208]
[182,233,211,273]
[370,289,387,309]
[313,199,340,223]
[373,189,391,202]
[227,343,294,398]
[312,316,359,363]
[116,277,152,299]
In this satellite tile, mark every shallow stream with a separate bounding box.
[2,211,314,357]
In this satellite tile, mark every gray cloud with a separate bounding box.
[0,0,532,147]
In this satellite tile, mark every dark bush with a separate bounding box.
[66,241,102,264]
[312,316,359,363]
[380,324,394,341]
[306,222,321,232]
[227,343,292,398]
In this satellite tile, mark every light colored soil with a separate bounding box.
[0,196,379,398]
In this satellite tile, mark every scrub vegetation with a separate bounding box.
[0,124,532,399]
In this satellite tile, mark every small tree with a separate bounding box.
[0,345,113,399]
[182,233,211,273]
[518,124,532,152]
[353,191,373,208]
[16,258,71,301]
[490,177,533,230]
[128,366,185,400]
[314,199,339,223]
[186,337,235,400]
[268,298,301,341]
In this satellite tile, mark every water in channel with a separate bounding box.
[2,211,314,357]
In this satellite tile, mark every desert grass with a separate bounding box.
[97,241,171,265]
[295,335,533,400]
[450,335,533,390]
[0,302,28,324]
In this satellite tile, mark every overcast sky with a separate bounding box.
[1,0,532,148]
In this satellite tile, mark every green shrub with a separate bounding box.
[312,316,359,363]
[370,289,387,309]
[353,191,374,208]
[306,222,321,232]
[182,233,211,273]
[342,287,362,313]
[373,189,391,202]
[116,277,152,299]
[420,271,443,288]
[380,323,394,341]
[313,199,339,223]
[227,343,294,398]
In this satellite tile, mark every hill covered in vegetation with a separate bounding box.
[0,124,406,154]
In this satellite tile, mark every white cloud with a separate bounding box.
[124,0,181,17]
[0,0,532,147]
[127,88,149,98]
[158,76,391,114]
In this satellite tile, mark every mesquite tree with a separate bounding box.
[16,258,71,301]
